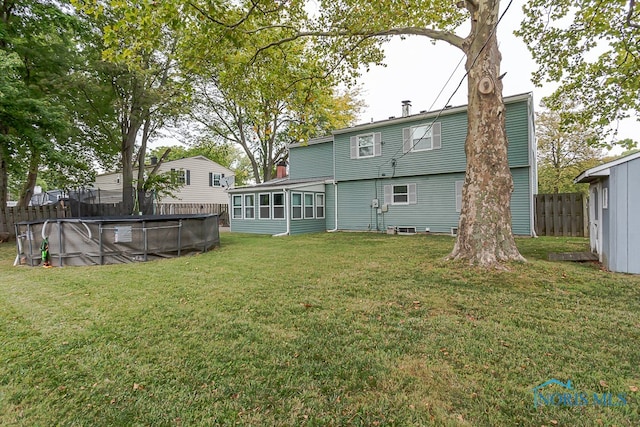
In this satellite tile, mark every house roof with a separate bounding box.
[288,93,533,148]
[97,155,234,177]
[227,176,332,193]
[574,151,640,184]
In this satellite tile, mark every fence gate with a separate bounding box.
[535,193,587,237]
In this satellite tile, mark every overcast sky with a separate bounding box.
[355,0,638,147]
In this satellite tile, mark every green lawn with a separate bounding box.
[1,232,639,426]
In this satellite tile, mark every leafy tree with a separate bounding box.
[0,0,99,217]
[518,0,640,143]
[536,99,604,195]
[199,0,526,266]
[73,0,193,215]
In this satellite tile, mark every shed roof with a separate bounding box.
[574,151,640,184]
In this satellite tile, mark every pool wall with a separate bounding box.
[14,214,220,267]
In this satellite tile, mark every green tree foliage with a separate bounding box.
[536,99,604,195]
[518,0,640,143]
[0,0,102,215]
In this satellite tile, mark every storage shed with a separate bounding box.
[575,152,640,274]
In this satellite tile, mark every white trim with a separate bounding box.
[291,192,303,220]
[272,192,285,220]
[303,193,315,219]
[575,151,640,183]
[243,194,255,220]
[258,192,271,219]
[355,133,375,159]
[316,193,325,219]
[232,194,243,220]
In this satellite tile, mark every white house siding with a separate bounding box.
[94,156,233,205]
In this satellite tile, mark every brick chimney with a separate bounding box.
[276,161,287,179]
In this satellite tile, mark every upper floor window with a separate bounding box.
[209,173,224,187]
[171,168,190,185]
[403,122,441,153]
[350,132,382,159]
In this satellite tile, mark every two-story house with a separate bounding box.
[94,155,234,208]
[228,93,537,236]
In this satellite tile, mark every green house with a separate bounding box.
[229,93,537,236]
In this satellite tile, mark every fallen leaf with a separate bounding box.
[629,385,638,392]
[599,380,608,388]
[550,420,558,425]
[133,383,144,391]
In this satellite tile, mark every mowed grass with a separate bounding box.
[0,232,639,426]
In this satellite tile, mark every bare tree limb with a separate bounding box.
[627,0,640,28]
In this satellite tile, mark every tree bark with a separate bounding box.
[0,141,8,233]
[448,0,526,267]
[17,148,40,208]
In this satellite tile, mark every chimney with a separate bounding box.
[402,100,412,117]
[276,161,287,179]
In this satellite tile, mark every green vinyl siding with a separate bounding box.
[230,219,287,235]
[505,101,532,167]
[290,219,326,235]
[325,183,336,230]
[289,141,334,180]
[510,167,532,235]
[334,98,531,182]
[336,167,532,235]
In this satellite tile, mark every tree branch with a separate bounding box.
[627,0,640,28]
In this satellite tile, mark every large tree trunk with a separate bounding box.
[448,0,525,267]
[17,148,40,208]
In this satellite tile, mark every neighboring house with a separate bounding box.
[94,155,234,206]
[575,151,640,274]
[229,92,537,236]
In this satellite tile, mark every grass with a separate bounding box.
[0,232,639,426]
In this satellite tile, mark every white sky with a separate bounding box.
[355,0,639,148]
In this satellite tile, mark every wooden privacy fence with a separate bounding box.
[534,193,588,237]
[155,203,229,225]
[1,205,69,238]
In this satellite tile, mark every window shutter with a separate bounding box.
[384,185,392,205]
[186,170,191,185]
[432,122,442,149]
[350,136,358,159]
[403,127,411,153]
[455,180,464,212]
[209,172,213,187]
[408,183,417,204]
[374,132,382,157]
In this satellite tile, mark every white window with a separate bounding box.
[384,184,417,206]
[403,122,442,153]
[259,193,270,219]
[273,193,285,219]
[350,132,382,159]
[292,193,302,219]
[171,168,189,185]
[455,180,464,213]
[209,173,223,187]
[316,194,325,219]
[232,195,243,219]
[304,193,314,219]
[244,194,255,219]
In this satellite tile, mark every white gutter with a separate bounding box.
[272,188,290,237]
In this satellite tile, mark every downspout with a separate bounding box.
[328,135,339,232]
[273,188,290,237]
[528,94,538,237]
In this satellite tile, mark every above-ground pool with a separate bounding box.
[14,214,220,267]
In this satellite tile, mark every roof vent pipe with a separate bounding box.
[402,100,412,117]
